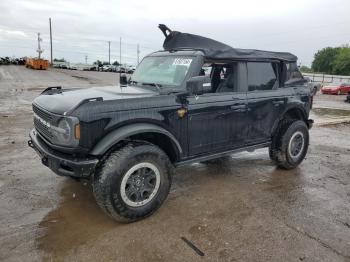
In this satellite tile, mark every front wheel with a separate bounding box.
[270,120,309,169]
[92,142,172,223]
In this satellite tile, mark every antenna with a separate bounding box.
[37,32,44,59]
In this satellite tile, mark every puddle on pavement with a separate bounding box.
[36,179,118,260]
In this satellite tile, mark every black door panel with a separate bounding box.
[187,92,247,156]
[246,88,294,144]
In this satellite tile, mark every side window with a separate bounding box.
[197,63,240,93]
[214,63,239,93]
[199,64,213,77]
[247,62,278,91]
[283,62,304,86]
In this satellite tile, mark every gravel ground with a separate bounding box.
[1,65,350,262]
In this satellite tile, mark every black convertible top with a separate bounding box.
[159,24,297,62]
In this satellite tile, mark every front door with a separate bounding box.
[187,92,247,156]
[186,62,248,156]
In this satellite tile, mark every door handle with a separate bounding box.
[230,105,246,109]
[272,101,284,106]
[230,105,247,112]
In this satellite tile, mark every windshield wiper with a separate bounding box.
[141,82,162,92]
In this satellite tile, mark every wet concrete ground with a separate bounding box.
[1,66,350,262]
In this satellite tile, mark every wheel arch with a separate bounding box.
[271,106,308,136]
[90,123,182,163]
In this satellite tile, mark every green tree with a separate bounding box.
[311,47,340,73]
[93,60,103,66]
[112,60,120,66]
[299,65,312,73]
[332,47,350,75]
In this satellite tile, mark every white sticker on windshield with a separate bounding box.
[172,58,192,66]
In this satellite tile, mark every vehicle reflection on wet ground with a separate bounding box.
[34,127,350,261]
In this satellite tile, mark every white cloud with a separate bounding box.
[0,0,349,65]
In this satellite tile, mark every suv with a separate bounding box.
[28,25,313,222]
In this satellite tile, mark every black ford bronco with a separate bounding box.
[28,25,313,222]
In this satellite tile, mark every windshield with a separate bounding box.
[130,56,193,87]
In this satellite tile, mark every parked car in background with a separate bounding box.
[0,57,26,65]
[321,82,350,95]
[53,61,70,69]
[304,77,322,95]
[101,64,113,72]
[118,65,135,74]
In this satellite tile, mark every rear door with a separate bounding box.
[245,62,286,145]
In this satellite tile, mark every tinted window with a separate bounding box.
[247,62,277,91]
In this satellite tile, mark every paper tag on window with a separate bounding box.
[173,58,192,66]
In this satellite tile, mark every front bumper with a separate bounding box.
[28,129,98,178]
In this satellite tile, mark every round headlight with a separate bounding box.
[57,118,71,143]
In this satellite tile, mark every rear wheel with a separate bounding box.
[92,142,172,223]
[269,120,309,169]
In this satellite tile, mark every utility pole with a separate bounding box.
[108,41,111,64]
[85,55,88,64]
[137,44,140,65]
[37,32,43,59]
[119,37,122,67]
[49,18,53,66]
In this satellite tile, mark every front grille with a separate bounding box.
[33,104,52,122]
[34,118,53,139]
[32,104,55,142]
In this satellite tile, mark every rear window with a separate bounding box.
[247,62,277,91]
[283,62,304,86]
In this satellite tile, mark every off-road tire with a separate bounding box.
[92,142,172,223]
[270,120,309,169]
[269,119,293,161]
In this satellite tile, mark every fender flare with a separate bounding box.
[90,123,183,156]
[271,105,308,135]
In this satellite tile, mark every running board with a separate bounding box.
[175,142,270,167]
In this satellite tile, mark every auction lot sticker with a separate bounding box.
[173,58,192,66]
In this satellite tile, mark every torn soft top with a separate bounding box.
[158,24,297,62]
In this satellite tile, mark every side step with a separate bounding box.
[175,142,270,167]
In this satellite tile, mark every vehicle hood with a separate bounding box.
[33,85,157,115]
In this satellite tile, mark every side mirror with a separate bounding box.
[186,76,211,95]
